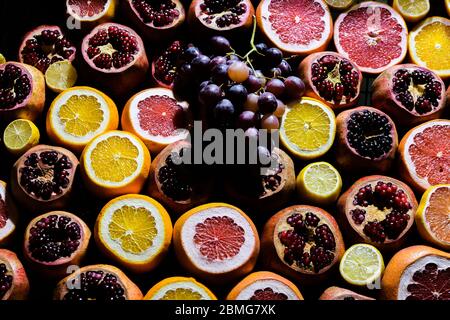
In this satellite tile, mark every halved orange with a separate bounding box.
[144,277,217,300]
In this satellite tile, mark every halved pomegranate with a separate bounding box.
[19,25,76,73]
[261,205,345,284]
[335,107,398,174]
[372,64,447,127]
[0,180,18,246]
[23,211,91,278]
[81,23,149,97]
[337,176,417,250]
[298,51,362,110]
[0,249,29,300]
[11,145,79,214]
[151,40,185,89]
[0,62,45,122]
[147,140,213,215]
[319,286,374,300]
[54,264,143,300]
[124,0,186,41]
[188,0,254,35]
[66,0,117,30]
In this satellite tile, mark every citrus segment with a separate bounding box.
[393,0,429,23]
[144,277,217,300]
[45,60,78,93]
[3,119,40,156]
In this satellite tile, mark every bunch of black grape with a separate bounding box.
[173,36,305,135]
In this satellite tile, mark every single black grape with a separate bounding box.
[258,92,278,114]
[266,78,285,98]
[284,76,305,100]
[182,46,201,63]
[210,36,232,55]
[265,48,283,66]
[211,64,229,85]
[226,84,248,106]
[199,84,223,107]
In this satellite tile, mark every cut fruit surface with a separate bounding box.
[280,97,336,160]
[334,1,408,74]
[95,194,172,273]
[325,0,354,10]
[256,0,333,55]
[144,277,217,300]
[0,181,18,246]
[339,244,384,286]
[67,0,116,21]
[393,0,429,23]
[47,86,119,153]
[45,61,78,93]
[408,17,450,80]
[3,119,40,156]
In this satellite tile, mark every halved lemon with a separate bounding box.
[340,244,385,287]
[393,0,430,23]
[45,60,78,93]
[296,161,342,206]
[3,119,40,156]
[280,97,336,160]
[95,194,172,273]
[0,54,6,64]
[325,0,354,10]
[408,16,450,80]
[144,277,217,300]
[81,130,151,198]
[46,86,119,153]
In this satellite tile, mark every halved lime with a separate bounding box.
[3,119,40,156]
[45,60,78,93]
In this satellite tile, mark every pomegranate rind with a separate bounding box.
[261,205,345,284]
[415,185,450,250]
[398,119,450,193]
[53,264,143,300]
[0,181,18,246]
[226,271,304,300]
[335,106,398,173]
[0,62,45,122]
[319,286,374,300]
[121,87,191,154]
[173,203,260,284]
[66,0,117,26]
[371,64,447,127]
[0,249,30,300]
[337,175,417,251]
[144,276,217,300]
[23,211,91,278]
[256,0,333,55]
[334,1,408,74]
[381,245,450,300]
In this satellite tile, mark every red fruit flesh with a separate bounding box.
[19,25,76,73]
[0,249,29,300]
[152,40,184,89]
[250,288,288,300]
[0,181,18,246]
[67,0,109,18]
[372,64,446,127]
[0,62,45,121]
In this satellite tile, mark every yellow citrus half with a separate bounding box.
[325,0,354,10]
[144,277,217,300]
[0,54,6,64]
[393,0,430,23]
[3,119,40,156]
[45,60,78,93]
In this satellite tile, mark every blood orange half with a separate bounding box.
[256,0,333,55]
[173,203,260,284]
[121,88,191,154]
[334,1,408,74]
[399,120,450,193]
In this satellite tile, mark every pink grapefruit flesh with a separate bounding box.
[67,0,108,18]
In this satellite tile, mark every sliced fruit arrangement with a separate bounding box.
[147,140,213,215]
[408,17,450,80]
[121,87,191,154]
[23,211,91,278]
[339,243,384,287]
[45,60,78,93]
[81,130,151,198]
[3,119,40,156]
[257,0,333,55]
[393,0,430,23]
[46,86,119,153]
[144,277,217,300]
[226,271,304,300]
[296,161,342,207]
[261,205,345,284]
[398,120,450,193]
[81,23,149,97]
[11,145,79,214]
[372,64,447,127]
[280,97,336,160]
[337,176,417,250]
[66,0,117,30]
[173,203,260,284]
[19,25,76,74]
[0,181,18,246]
[0,62,45,122]
[124,0,185,41]
[298,51,362,110]
[319,286,374,300]
[415,185,450,250]
[95,194,173,273]
[334,1,408,74]
[54,264,143,300]
[381,245,450,300]
[335,107,398,174]
[0,249,29,300]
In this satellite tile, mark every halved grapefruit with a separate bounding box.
[173,203,260,284]
[121,88,191,154]
[398,120,450,193]
[0,181,18,246]
[334,1,408,74]
[256,0,333,55]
